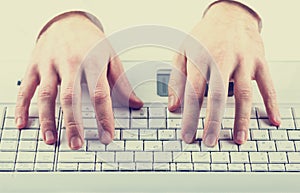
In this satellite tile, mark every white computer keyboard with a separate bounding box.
[0,103,300,172]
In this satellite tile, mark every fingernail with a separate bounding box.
[45,131,55,143]
[16,117,23,128]
[204,134,217,147]
[236,131,246,143]
[100,130,112,145]
[182,132,195,144]
[168,95,175,107]
[70,136,82,149]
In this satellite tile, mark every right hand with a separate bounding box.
[15,12,143,150]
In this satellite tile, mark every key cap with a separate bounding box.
[18,141,37,151]
[230,152,249,163]
[115,152,133,162]
[149,107,166,118]
[153,163,170,171]
[125,141,143,151]
[149,119,166,128]
[279,108,293,119]
[278,119,295,130]
[34,163,54,171]
[78,163,95,171]
[121,129,139,140]
[249,152,268,163]
[0,140,18,151]
[163,141,181,151]
[182,142,200,152]
[139,129,157,140]
[239,141,257,152]
[106,141,124,151]
[135,152,153,162]
[1,129,19,140]
[158,130,175,140]
[131,119,147,129]
[177,163,193,171]
[224,108,235,118]
[119,163,135,171]
[258,119,276,130]
[211,164,228,171]
[268,152,288,163]
[0,163,14,171]
[167,119,181,128]
[25,118,40,129]
[154,152,172,162]
[270,130,288,140]
[192,152,210,163]
[276,141,295,152]
[286,164,300,172]
[268,164,285,172]
[228,164,245,172]
[219,130,232,140]
[288,130,300,140]
[219,141,238,152]
[257,141,276,152]
[251,130,269,140]
[57,163,78,171]
[245,164,251,172]
[287,152,300,163]
[114,129,121,140]
[222,119,234,129]
[15,163,34,171]
[37,141,55,152]
[211,152,230,163]
[114,108,130,118]
[20,129,39,140]
[131,108,147,119]
[3,118,17,129]
[194,163,210,171]
[295,141,300,151]
[257,107,268,118]
[84,129,99,140]
[96,152,115,163]
[172,152,191,163]
[16,152,35,162]
[251,164,268,172]
[58,152,95,163]
[6,105,40,118]
[36,152,55,163]
[0,152,16,162]
[201,141,219,152]
[82,111,95,118]
[144,141,162,151]
[102,163,118,171]
[87,140,106,151]
[249,119,259,129]
[114,119,129,129]
[167,109,182,118]
[136,163,152,171]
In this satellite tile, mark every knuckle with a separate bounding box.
[235,87,252,101]
[209,90,226,104]
[266,88,277,101]
[38,85,55,100]
[98,117,112,130]
[17,87,29,104]
[65,121,82,134]
[91,89,110,105]
[61,87,77,106]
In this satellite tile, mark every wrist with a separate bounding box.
[37,11,104,41]
[203,0,262,33]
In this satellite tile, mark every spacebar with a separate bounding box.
[58,152,95,163]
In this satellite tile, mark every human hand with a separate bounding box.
[168,1,280,146]
[15,12,143,150]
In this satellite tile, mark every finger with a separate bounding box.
[108,55,143,109]
[60,70,83,150]
[86,66,114,145]
[255,59,281,126]
[15,66,39,129]
[203,63,229,147]
[233,66,253,144]
[38,67,59,145]
[168,53,187,111]
[181,60,206,143]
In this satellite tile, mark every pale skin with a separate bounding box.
[15,2,280,149]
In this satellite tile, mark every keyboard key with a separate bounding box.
[211,164,228,171]
[153,163,169,171]
[37,141,55,152]
[135,152,153,162]
[119,163,135,171]
[192,152,210,163]
[125,141,143,151]
[167,119,181,128]
[121,129,139,140]
[158,130,176,140]
[131,108,147,119]
[34,163,54,171]
[114,119,129,129]
[114,108,130,118]
[87,140,106,151]
[149,107,166,118]
[167,109,182,118]
[20,129,39,140]
[0,140,18,151]
[1,129,19,140]
[219,141,238,152]
[173,152,191,162]
[239,141,257,152]
[16,152,35,162]
[149,119,166,128]
[295,141,300,151]
[219,130,232,140]
[251,130,269,140]
[249,119,259,129]
[102,163,118,171]
[222,119,234,129]
[115,152,133,162]
[0,152,16,162]
[258,119,276,130]
[288,130,300,140]
[18,141,37,151]
[278,119,295,130]
[228,164,245,171]
[269,130,288,140]
[15,163,34,171]
[106,141,124,151]
[182,142,200,152]
[268,164,285,172]
[36,152,55,163]
[58,152,95,163]
[268,152,288,163]
[251,164,268,172]
[136,163,152,171]
[139,129,157,140]
[6,105,40,118]
[211,152,230,163]
[285,164,300,172]
[257,141,276,152]
[114,129,121,140]
[287,152,300,163]
[163,141,181,151]
[223,108,235,118]
[176,163,193,171]
[256,107,268,118]
[201,141,219,152]
[230,152,249,163]
[96,152,115,163]
[194,163,210,171]
[276,141,295,152]
[144,141,162,151]
[78,163,95,171]
[154,152,172,162]
[57,163,78,171]
[131,119,147,129]
[279,108,293,119]
[84,129,99,140]
[249,152,268,163]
